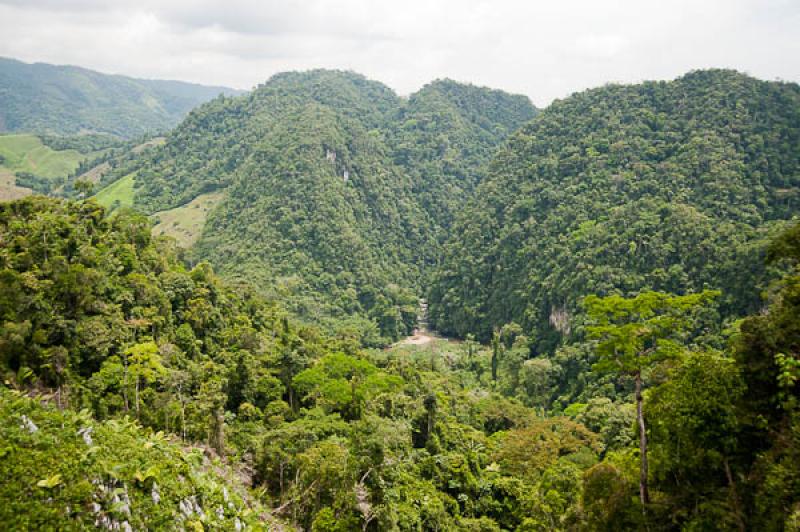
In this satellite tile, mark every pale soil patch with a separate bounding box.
[398,332,435,346]
[75,161,111,184]
[132,136,166,154]
[396,328,458,347]
[0,168,32,201]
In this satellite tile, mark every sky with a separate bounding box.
[0,0,798,106]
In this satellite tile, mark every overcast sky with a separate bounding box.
[0,0,798,106]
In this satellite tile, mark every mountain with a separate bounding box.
[429,69,800,347]
[0,57,242,138]
[3,67,800,531]
[96,70,536,343]
[391,78,538,235]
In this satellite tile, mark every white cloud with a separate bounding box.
[0,0,797,105]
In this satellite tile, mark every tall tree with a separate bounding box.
[584,290,718,505]
[123,341,167,419]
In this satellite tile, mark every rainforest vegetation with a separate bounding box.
[0,67,799,530]
[98,70,537,345]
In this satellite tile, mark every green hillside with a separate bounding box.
[0,134,86,177]
[0,57,242,138]
[93,172,136,210]
[392,78,538,235]
[101,70,536,344]
[0,133,103,200]
[2,65,800,531]
[429,70,800,347]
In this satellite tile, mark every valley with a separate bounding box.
[0,65,798,531]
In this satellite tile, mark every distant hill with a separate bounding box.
[95,69,536,343]
[0,57,243,138]
[429,69,800,346]
[0,133,111,200]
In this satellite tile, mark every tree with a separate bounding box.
[647,351,746,529]
[584,290,718,505]
[123,341,167,419]
[293,353,402,420]
[491,329,501,383]
[74,179,94,198]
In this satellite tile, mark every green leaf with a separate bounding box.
[36,474,62,489]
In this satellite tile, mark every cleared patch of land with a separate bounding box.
[93,172,137,210]
[71,137,162,189]
[0,134,92,201]
[151,190,226,248]
[75,161,111,184]
[0,134,86,178]
[0,168,32,201]
[394,329,457,348]
[398,331,435,346]
[131,136,166,153]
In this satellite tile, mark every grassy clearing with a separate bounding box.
[151,191,226,248]
[0,134,86,178]
[93,172,137,210]
[0,134,96,201]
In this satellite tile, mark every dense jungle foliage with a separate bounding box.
[1,68,799,530]
[99,70,536,344]
[429,70,800,350]
[0,57,240,138]
[1,196,799,530]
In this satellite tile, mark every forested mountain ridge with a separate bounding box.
[0,57,242,138]
[429,69,800,347]
[2,64,800,530]
[98,70,536,343]
[393,79,537,234]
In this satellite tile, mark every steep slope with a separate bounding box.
[0,389,277,530]
[393,79,536,235]
[98,70,536,342]
[429,70,800,346]
[0,57,242,138]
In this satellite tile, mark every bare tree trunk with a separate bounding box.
[279,462,285,498]
[181,399,186,441]
[122,360,129,412]
[724,458,746,532]
[635,370,650,505]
